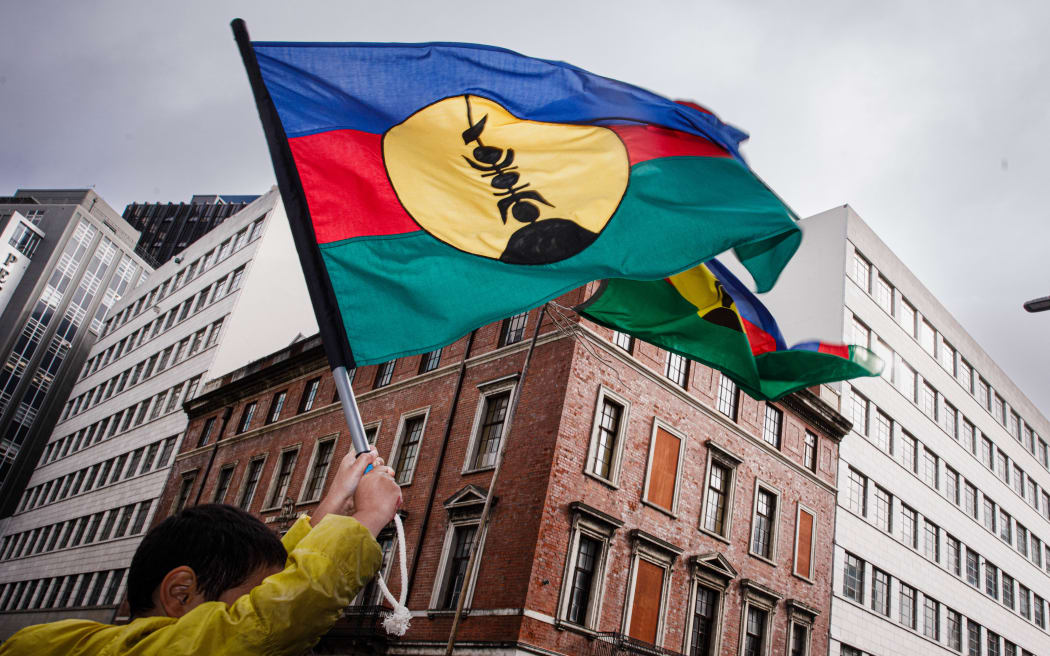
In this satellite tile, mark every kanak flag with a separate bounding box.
[236,29,800,366]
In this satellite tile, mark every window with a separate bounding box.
[850,390,869,435]
[968,621,982,656]
[613,331,633,352]
[265,449,299,509]
[558,503,619,630]
[197,417,217,448]
[418,349,441,373]
[803,431,817,471]
[872,485,892,532]
[267,391,286,424]
[238,458,265,510]
[1001,573,1015,610]
[373,361,395,389]
[625,535,677,646]
[924,520,940,562]
[851,251,871,291]
[947,608,962,652]
[846,467,867,516]
[750,485,779,561]
[922,447,938,488]
[899,431,917,473]
[901,505,918,549]
[985,561,998,599]
[498,312,527,346]
[872,411,892,452]
[964,482,978,519]
[999,509,1011,542]
[965,548,979,586]
[945,467,960,505]
[392,414,426,485]
[206,318,224,347]
[587,390,628,483]
[174,472,196,512]
[688,584,720,656]
[665,352,688,388]
[761,405,782,449]
[793,506,816,580]
[987,632,1001,656]
[871,568,890,616]
[716,375,738,420]
[298,377,320,412]
[899,583,916,629]
[439,524,478,610]
[301,438,335,502]
[213,466,235,503]
[743,605,768,656]
[469,390,510,471]
[236,401,257,434]
[947,534,961,576]
[875,275,893,313]
[923,596,940,640]
[643,424,683,513]
[567,535,600,625]
[701,444,740,539]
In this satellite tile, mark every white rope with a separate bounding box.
[374,513,411,636]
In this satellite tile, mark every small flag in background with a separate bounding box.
[240,38,802,366]
[578,258,882,400]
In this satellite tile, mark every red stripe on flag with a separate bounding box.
[610,125,730,167]
[289,130,420,244]
[818,343,851,358]
[741,317,778,356]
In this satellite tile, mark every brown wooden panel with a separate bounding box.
[646,428,680,510]
[795,508,814,578]
[628,559,664,644]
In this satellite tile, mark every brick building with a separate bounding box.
[153,286,849,656]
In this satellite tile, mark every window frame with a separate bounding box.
[621,530,680,647]
[792,504,817,582]
[261,446,301,511]
[698,441,742,542]
[388,408,430,486]
[641,419,686,516]
[555,502,621,632]
[237,455,267,511]
[584,385,631,487]
[749,480,781,565]
[298,435,339,504]
[462,376,517,474]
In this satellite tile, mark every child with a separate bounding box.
[0,448,402,655]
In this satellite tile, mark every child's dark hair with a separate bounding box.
[127,503,287,616]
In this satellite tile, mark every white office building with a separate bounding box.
[759,206,1050,656]
[0,188,316,635]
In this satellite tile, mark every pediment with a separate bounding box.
[690,551,738,582]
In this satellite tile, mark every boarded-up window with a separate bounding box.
[628,559,664,644]
[646,428,680,511]
[794,507,815,579]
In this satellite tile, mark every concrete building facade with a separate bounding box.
[146,289,848,656]
[0,188,317,635]
[758,206,1050,656]
[0,191,148,513]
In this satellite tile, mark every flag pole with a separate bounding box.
[231,18,371,457]
[444,304,548,655]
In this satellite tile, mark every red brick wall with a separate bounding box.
[154,294,841,655]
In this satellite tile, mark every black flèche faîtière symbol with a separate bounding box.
[460,96,599,265]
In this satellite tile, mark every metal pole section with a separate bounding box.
[443,304,548,656]
[333,365,371,457]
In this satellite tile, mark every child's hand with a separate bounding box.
[312,448,396,526]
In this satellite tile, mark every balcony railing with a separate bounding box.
[591,632,685,656]
[340,604,388,635]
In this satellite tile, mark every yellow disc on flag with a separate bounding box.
[383,95,629,264]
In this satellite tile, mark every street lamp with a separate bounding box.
[1023,295,1050,313]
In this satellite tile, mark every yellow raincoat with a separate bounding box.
[0,514,381,655]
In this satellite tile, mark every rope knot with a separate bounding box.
[375,513,411,636]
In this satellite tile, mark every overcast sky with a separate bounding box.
[3,1,1049,413]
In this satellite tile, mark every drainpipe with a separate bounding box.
[406,330,476,593]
